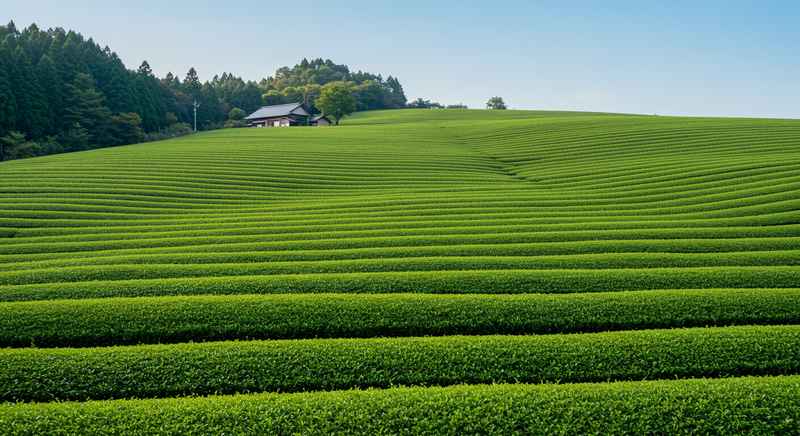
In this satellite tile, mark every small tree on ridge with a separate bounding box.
[486,97,507,110]
[316,82,357,125]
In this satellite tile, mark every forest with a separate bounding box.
[0,21,407,160]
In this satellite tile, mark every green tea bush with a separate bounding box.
[1,376,798,435]
[0,289,798,347]
[1,325,798,402]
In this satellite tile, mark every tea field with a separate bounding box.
[1,109,799,434]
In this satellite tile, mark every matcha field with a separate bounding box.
[1,109,800,433]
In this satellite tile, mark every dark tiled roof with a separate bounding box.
[245,103,304,120]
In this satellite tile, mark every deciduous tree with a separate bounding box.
[0,21,409,160]
[486,97,507,110]
[225,107,247,128]
[316,82,357,125]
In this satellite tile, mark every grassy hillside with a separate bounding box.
[1,109,799,433]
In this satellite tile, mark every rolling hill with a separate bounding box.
[1,109,800,433]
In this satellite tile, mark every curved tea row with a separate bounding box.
[1,109,799,432]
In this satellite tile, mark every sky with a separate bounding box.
[4,0,800,118]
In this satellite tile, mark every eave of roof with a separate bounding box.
[245,103,304,120]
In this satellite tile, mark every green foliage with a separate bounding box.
[0,131,25,161]
[316,82,357,125]
[143,122,192,142]
[1,325,798,402]
[64,73,113,145]
[0,289,796,347]
[165,112,178,125]
[486,96,507,109]
[137,60,153,76]
[183,67,202,96]
[211,74,263,114]
[259,58,406,112]
[0,108,799,430]
[0,23,409,160]
[0,45,16,137]
[225,107,247,128]
[4,376,798,435]
[408,98,443,109]
[4,249,800,286]
[262,89,284,105]
[109,112,144,145]
[228,107,246,121]
[10,46,49,138]
[35,55,63,136]
[3,267,800,301]
[57,122,90,151]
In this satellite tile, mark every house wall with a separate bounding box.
[249,115,309,127]
[249,117,289,127]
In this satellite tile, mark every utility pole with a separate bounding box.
[193,99,200,132]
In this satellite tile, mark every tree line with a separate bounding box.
[260,58,406,113]
[0,21,408,161]
[405,97,507,110]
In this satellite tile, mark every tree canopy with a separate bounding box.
[258,58,406,112]
[407,98,443,109]
[0,22,409,160]
[316,82,357,125]
[486,97,508,110]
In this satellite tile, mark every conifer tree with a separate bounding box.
[184,67,202,97]
[0,45,17,137]
[64,73,112,146]
[0,21,408,160]
[11,47,49,138]
[137,61,153,76]
[35,54,63,135]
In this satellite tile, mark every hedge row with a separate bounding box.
[2,187,797,223]
[2,266,799,301]
[1,289,798,348]
[1,376,799,434]
[2,251,800,286]
[4,237,800,268]
[3,224,800,255]
[4,203,798,236]
[4,169,798,215]
[3,179,798,227]
[4,207,798,245]
[2,325,798,402]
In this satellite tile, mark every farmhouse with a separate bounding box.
[245,103,331,127]
[311,115,332,126]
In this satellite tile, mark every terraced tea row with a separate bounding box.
[3,325,798,402]
[3,376,799,434]
[1,109,799,432]
[4,251,800,284]
[3,267,800,301]
[2,289,797,347]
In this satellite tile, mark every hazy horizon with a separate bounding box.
[5,0,800,119]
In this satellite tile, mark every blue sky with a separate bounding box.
[5,0,800,118]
